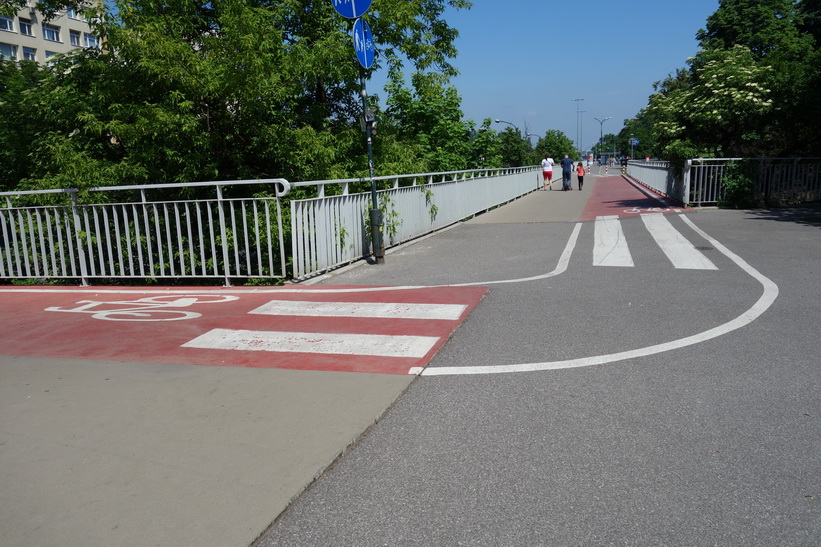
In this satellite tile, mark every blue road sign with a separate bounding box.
[331,0,372,19]
[353,18,375,69]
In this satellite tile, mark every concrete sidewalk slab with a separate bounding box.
[0,355,413,547]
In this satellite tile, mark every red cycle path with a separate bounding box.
[580,174,688,221]
[0,285,487,375]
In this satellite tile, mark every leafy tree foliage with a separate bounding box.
[645,0,821,163]
[534,130,575,162]
[382,70,472,172]
[1,0,474,193]
[618,109,656,159]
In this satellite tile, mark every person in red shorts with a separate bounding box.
[540,154,554,190]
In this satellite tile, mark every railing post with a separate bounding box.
[216,185,232,286]
[69,190,89,286]
[683,159,692,206]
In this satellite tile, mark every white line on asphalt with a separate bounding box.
[0,223,585,295]
[183,329,440,358]
[248,300,467,321]
[641,213,718,270]
[410,215,779,375]
[594,215,634,267]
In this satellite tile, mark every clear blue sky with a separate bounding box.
[370,0,720,151]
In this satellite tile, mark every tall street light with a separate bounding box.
[594,116,612,160]
[495,118,520,135]
[525,132,541,147]
[571,98,584,158]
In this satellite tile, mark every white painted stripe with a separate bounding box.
[641,214,718,270]
[449,222,583,286]
[410,215,778,376]
[183,329,440,358]
[594,216,634,267]
[248,300,466,321]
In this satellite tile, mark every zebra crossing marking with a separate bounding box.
[594,215,634,267]
[640,213,718,270]
[593,214,717,270]
[182,328,441,359]
[248,300,467,321]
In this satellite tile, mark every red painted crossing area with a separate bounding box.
[0,285,488,375]
[580,175,688,221]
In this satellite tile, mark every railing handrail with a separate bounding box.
[87,178,291,198]
[288,166,537,189]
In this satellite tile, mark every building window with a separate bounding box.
[42,24,60,42]
[83,33,98,48]
[0,43,17,60]
[23,46,36,61]
[70,29,80,46]
[66,7,79,19]
[19,18,34,36]
[0,16,14,32]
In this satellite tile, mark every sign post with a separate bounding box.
[330,0,383,263]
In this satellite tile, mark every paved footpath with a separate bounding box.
[9,171,817,546]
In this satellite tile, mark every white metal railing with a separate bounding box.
[627,158,821,206]
[291,167,539,280]
[688,158,821,206]
[626,160,689,205]
[1,180,289,285]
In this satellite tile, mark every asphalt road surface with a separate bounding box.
[258,198,821,545]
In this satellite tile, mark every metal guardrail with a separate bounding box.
[1,169,539,284]
[625,160,688,205]
[1,180,289,285]
[290,167,539,280]
[627,158,821,206]
[689,158,821,206]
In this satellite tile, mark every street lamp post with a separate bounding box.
[594,116,612,161]
[572,98,584,158]
[495,119,519,134]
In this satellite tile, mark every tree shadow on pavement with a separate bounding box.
[741,203,821,230]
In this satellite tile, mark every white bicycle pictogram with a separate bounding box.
[623,206,681,214]
[45,294,240,321]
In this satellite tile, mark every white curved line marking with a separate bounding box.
[411,215,779,376]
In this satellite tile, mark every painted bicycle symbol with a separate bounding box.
[623,206,682,214]
[45,295,239,322]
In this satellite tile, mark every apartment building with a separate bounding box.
[0,3,97,64]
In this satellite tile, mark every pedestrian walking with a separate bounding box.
[560,155,574,191]
[541,154,554,190]
[576,161,585,191]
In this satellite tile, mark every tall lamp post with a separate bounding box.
[572,98,584,158]
[594,116,612,161]
[495,118,520,134]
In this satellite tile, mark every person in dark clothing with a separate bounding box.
[561,155,574,191]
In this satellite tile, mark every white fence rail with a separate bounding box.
[1,169,539,284]
[626,161,688,205]
[1,180,289,285]
[290,167,539,280]
[627,158,821,206]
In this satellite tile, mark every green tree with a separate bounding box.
[382,70,472,172]
[618,108,656,160]
[467,119,502,169]
[2,0,473,192]
[534,130,575,162]
[696,0,817,154]
[496,127,531,167]
[649,45,774,163]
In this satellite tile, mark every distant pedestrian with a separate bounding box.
[576,161,585,190]
[560,155,574,191]
[541,154,554,190]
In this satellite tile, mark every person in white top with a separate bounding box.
[541,155,555,190]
